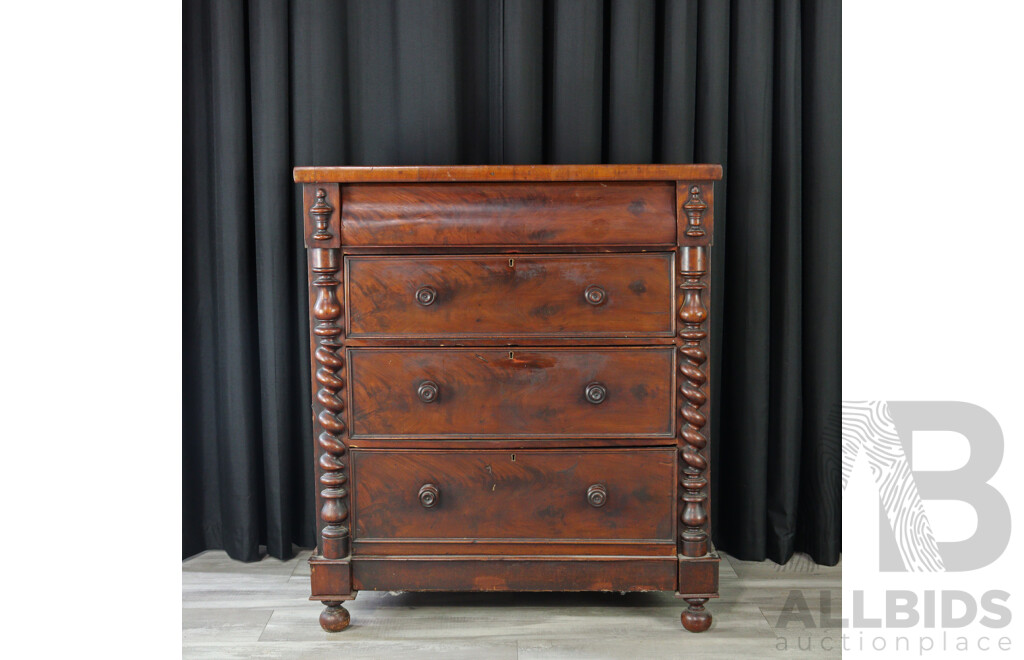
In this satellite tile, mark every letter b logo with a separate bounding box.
[842,401,1010,572]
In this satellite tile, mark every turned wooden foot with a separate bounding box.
[319,601,350,632]
[681,597,712,632]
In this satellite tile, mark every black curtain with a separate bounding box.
[183,0,841,566]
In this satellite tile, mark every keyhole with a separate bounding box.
[509,351,515,360]
[508,258,515,268]
[511,453,516,462]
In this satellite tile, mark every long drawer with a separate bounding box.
[351,448,676,544]
[346,253,674,338]
[340,182,677,247]
[347,346,675,439]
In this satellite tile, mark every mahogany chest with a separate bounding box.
[294,164,722,633]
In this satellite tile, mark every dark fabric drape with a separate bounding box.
[183,0,841,566]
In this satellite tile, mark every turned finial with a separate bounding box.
[310,188,335,241]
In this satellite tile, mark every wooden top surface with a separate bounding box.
[293,164,722,183]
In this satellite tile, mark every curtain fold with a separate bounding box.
[183,0,841,566]
[608,0,656,163]
[765,0,803,563]
[718,0,775,561]
[547,0,605,163]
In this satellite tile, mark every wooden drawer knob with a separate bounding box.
[419,484,440,508]
[415,286,437,306]
[417,380,440,403]
[584,285,607,306]
[584,382,607,404]
[587,484,607,508]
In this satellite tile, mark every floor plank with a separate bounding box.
[182,608,274,643]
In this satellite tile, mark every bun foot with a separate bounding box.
[319,601,350,632]
[681,598,712,632]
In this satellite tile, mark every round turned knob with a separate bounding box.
[584,382,607,404]
[417,380,439,403]
[587,484,607,508]
[584,285,607,306]
[415,286,437,306]
[419,484,439,508]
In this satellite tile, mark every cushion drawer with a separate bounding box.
[346,253,673,338]
[351,448,676,543]
[340,182,676,247]
[347,347,675,439]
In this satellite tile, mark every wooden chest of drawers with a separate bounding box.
[295,164,722,633]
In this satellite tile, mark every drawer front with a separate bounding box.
[352,448,676,542]
[346,253,674,338]
[347,347,674,439]
[340,182,676,247]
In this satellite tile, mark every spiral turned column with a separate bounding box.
[678,245,709,558]
[310,189,349,560]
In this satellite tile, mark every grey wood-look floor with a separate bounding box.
[183,549,841,659]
